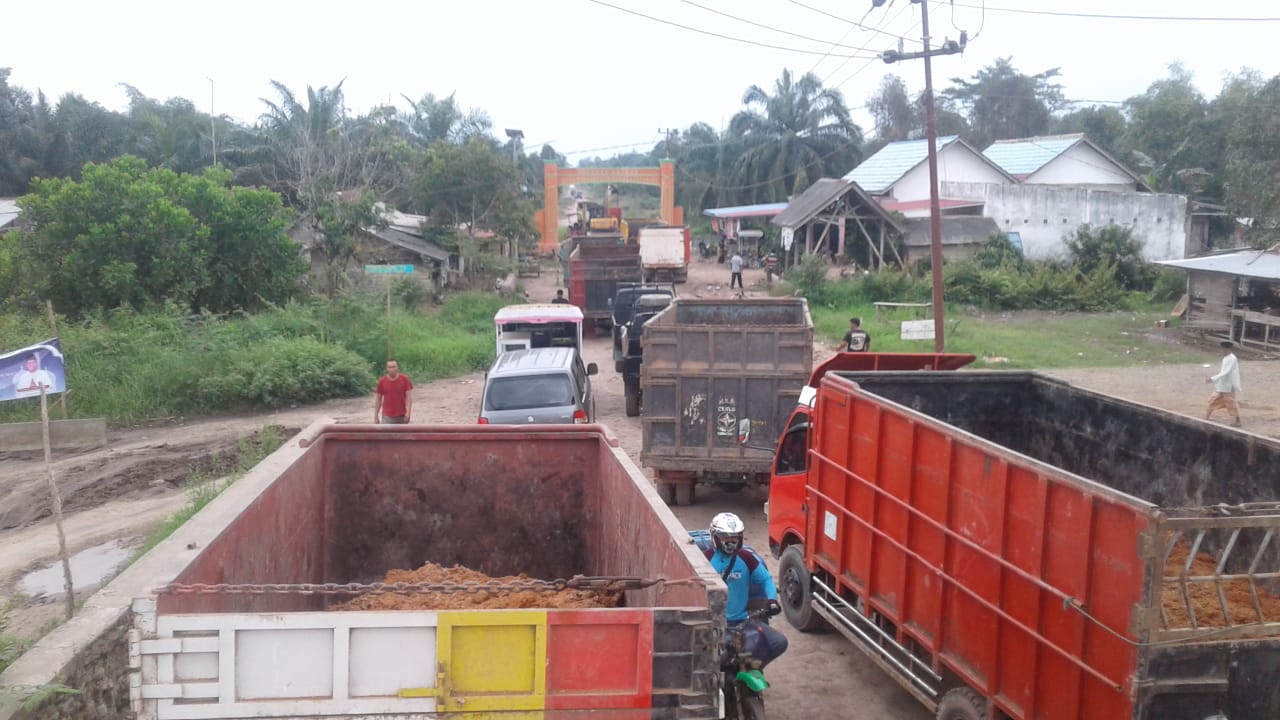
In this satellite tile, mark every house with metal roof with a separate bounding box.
[983,133,1151,192]
[701,202,788,241]
[0,198,21,234]
[842,136,1014,217]
[1157,246,1280,349]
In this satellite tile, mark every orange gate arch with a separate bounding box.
[540,160,675,254]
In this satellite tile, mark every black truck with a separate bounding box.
[611,284,674,417]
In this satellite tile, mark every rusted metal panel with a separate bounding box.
[640,299,813,477]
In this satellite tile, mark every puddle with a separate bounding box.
[18,539,134,598]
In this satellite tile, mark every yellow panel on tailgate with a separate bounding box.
[437,610,548,712]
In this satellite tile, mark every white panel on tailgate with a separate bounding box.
[131,599,441,720]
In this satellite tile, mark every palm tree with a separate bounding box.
[249,80,354,209]
[400,92,492,146]
[726,69,862,204]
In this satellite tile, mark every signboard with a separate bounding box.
[781,227,795,251]
[364,264,414,275]
[1,338,66,402]
[900,320,936,341]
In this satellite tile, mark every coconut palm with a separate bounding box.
[726,69,862,204]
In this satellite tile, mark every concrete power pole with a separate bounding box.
[881,1,965,352]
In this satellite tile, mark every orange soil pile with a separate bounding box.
[331,562,623,611]
[1161,542,1280,629]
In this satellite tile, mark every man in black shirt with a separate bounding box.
[839,317,871,352]
[551,289,570,304]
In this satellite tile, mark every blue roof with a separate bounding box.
[702,202,788,219]
[843,136,959,193]
[982,134,1083,176]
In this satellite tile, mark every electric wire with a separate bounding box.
[787,0,924,44]
[674,0,884,54]
[948,2,1280,22]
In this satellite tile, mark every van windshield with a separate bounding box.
[485,375,575,410]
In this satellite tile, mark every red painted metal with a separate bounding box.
[805,352,975,386]
[546,609,653,710]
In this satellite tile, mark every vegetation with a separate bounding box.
[0,291,505,427]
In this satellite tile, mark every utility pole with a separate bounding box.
[658,128,678,159]
[206,77,217,167]
[881,1,965,352]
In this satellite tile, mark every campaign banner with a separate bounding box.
[0,338,67,402]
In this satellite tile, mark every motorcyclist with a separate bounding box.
[705,512,789,668]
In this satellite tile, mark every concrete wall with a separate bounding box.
[943,181,1189,261]
[891,143,1012,201]
[1028,143,1139,190]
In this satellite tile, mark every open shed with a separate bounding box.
[771,178,904,270]
[1158,246,1280,350]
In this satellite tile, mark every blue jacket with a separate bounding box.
[706,549,778,623]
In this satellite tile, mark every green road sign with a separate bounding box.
[364,264,414,275]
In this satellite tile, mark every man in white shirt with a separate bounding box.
[1205,341,1242,427]
[729,251,744,290]
[13,354,56,399]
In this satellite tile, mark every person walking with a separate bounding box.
[764,253,779,284]
[374,359,413,424]
[730,251,744,290]
[839,317,871,352]
[1205,341,1242,427]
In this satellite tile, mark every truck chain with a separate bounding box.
[157,576,699,596]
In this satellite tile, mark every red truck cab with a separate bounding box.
[766,352,974,558]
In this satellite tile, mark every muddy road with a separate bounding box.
[2,253,1277,718]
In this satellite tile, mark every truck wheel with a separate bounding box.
[936,687,986,720]
[675,482,694,506]
[625,386,641,417]
[778,546,827,633]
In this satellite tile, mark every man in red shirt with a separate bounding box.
[373,360,413,424]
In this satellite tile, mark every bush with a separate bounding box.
[784,254,829,298]
[191,338,372,410]
[1064,224,1156,291]
[1150,267,1187,302]
[973,233,1027,271]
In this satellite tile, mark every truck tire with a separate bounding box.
[778,546,827,633]
[936,687,986,720]
[625,384,641,417]
[675,482,694,506]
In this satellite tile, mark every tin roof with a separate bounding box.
[771,178,902,232]
[0,198,20,231]
[702,202,789,219]
[982,133,1150,190]
[494,304,584,324]
[842,136,960,193]
[1157,249,1280,281]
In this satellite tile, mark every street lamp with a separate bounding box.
[504,128,524,164]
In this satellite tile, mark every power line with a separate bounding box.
[584,0,880,58]
[805,5,874,76]
[787,0,924,44]
[831,0,924,89]
[674,0,885,54]
[948,2,1280,22]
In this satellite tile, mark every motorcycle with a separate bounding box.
[721,607,772,720]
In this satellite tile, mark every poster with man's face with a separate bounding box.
[0,338,66,402]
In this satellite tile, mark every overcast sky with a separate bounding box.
[5,1,1278,164]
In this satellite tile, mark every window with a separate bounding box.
[485,375,574,411]
[774,417,810,475]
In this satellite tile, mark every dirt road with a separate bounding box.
[1,251,1276,718]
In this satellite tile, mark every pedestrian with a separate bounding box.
[839,317,871,352]
[730,250,744,290]
[764,253,779,284]
[551,289,570,304]
[1205,340,1242,427]
[374,359,413,424]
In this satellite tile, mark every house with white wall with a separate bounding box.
[982,134,1151,192]
[843,136,1014,217]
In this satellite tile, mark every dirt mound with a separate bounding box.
[1161,542,1280,628]
[332,562,623,611]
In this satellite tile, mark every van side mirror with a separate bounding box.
[587,362,598,375]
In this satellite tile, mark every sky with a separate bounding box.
[4,0,1279,166]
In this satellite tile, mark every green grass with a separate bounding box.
[810,302,1212,369]
[0,292,505,427]
[133,426,285,558]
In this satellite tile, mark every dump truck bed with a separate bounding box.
[568,242,642,325]
[131,423,724,719]
[805,371,1280,720]
[640,299,813,494]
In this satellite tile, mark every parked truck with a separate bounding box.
[130,422,726,719]
[611,285,675,417]
[637,225,691,283]
[767,370,1280,720]
[640,298,813,505]
[568,237,643,334]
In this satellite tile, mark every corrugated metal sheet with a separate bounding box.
[701,202,788,219]
[982,134,1083,176]
[771,178,902,232]
[842,136,959,193]
[371,226,450,262]
[1157,249,1280,281]
[0,198,20,231]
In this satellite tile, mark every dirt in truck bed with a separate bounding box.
[331,562,624,611]
[1161,542,1280,629]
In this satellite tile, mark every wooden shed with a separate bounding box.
[1158,246,1280,350]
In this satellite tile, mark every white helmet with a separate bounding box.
[709,512,745,554]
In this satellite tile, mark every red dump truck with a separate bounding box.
[568,237,643,334]
[767,370,1280,720]
[130,423,725,719]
